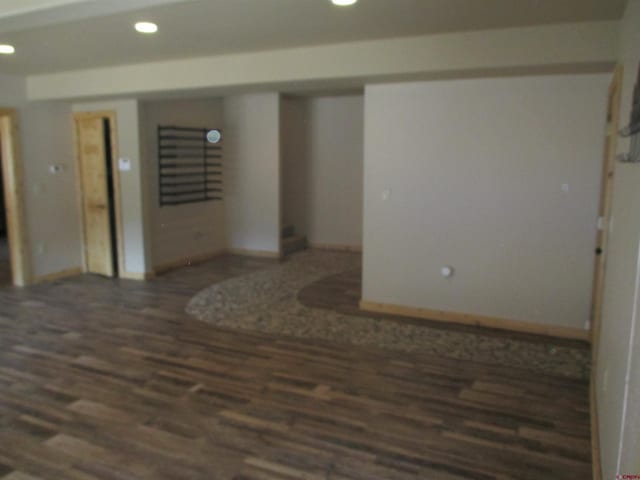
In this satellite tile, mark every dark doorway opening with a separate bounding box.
[103,118,119,277]
[0,136,11,285]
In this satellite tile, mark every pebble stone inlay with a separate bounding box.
[186,250,590,379]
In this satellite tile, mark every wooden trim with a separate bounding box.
[72,111,117,120]
[0,109,32,286]
[119,271,155,281]
[33,267,82,284]
[153,249,227,274]
[591,65,623,346]
[590,380,602,480]
[590,65,623,345]
[309,243,362,253]
[359,299,590,341]
[127,248,280,278]
[71,113,86,269]
[587,64,622,480]
[227,247,282,259]
[73,111,126,278]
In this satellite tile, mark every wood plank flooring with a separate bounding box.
[0,255,592,479]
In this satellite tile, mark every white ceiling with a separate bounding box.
[0,0,627,75]
[0,0,88,18]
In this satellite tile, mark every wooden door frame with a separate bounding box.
[589,64,624,480]
[591,65,623,346]
[73,111,125,277]
[0,108,32,286]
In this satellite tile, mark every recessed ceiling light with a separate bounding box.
[331,0,358,5]
[135,22,158,34]
[0,44,15,55]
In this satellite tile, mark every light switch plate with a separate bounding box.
[118,157,132,171]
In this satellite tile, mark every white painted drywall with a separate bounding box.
[139,98,226,268]
[72,99,149,275]
[596,0,640,477]
[0,0,89,18]
[26,22,618,101]
[223,93,280,254]
[281,95,363,246]
[0,73,25,106]
[281,97,308,237]
[20,102,82,277]
[0,74,83,279]
[362,74,609,329]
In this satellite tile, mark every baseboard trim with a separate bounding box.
[227,248,281,259]
[309,243,362,253]
[590,379,603,480]
[119,271,156,281]
[32,267,82,284]
[153,249,228,274]
[139,247,280,278]
[359,299,590,341]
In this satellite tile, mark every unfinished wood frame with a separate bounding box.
[73,111,125,278]
[589,64,624,480]
[0,109,32,286]
[590,65,623,348]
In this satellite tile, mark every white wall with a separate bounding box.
[281,97,308,237]
[0,75,152,277]
[139,98,226,268]
[26,22,618,101]
[0,74,82,279]
[0,73,25,106]
[21,102,81,277]
[223,93,280,255]
[597,0,640,477]
[362,74,609,329]
[72,99,149,276]
[281,95,363,246]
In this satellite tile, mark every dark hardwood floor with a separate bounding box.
[0,254,592,480]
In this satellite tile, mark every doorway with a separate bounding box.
[280,93,364,255]
[0,109,31,287]
[0,137,10,285]
[74,112,123,278]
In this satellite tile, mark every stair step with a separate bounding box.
[282,235,307,255]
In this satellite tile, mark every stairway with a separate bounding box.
[281,225,307,256]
